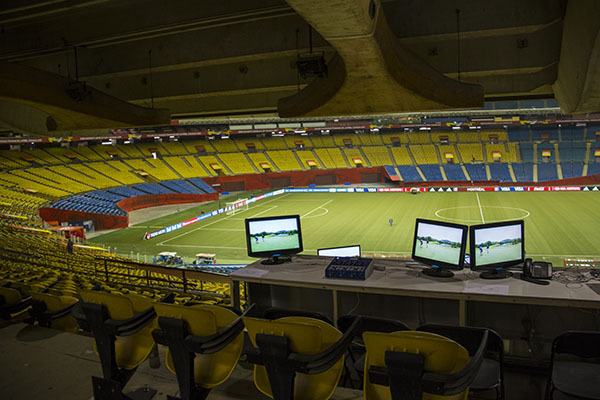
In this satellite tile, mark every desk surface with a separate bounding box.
[230,255,600,309]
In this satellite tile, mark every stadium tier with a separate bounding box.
[561,162,584,179]
[182,139,216,154]
[443,164,467,180]
[164,156,210,178]
[558,142,587,162]
[362,146,392,166]
[234,137,265,151]
[438,144,456,163]
[218,153,256,174]
[209,138,238,153]
[537,163,559,181]
[390,147,413,165]
[431,131,457,143]
[512,162,535,182]
[247,152,273,171]
[284,135,311,148]
[508,126,531,142]
[464,163,487,181]
[160,141,188,155]
[407,131,430,144]
[410,144,439,164]
[489,163,513,182]
[419,164,443,181]
[260,136,288,150]
[266,150,303,171]
[397,165,422,181]
[296,150,321,168]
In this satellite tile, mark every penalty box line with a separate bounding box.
[157,194,290,245]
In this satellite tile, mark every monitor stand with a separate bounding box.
[479,268,513,279]
[261,254,291,265]
[422,267,454,278]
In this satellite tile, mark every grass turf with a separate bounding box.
[88,191,600,266]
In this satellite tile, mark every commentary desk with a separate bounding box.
[230,255,600,334]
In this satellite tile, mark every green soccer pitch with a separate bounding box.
[88,191,600,266]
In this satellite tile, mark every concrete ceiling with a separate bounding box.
[0,0,597,135]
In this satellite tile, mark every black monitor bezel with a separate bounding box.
[317,245,361,257]
[469,219,525,271]
[245,214,303,258]
[411,218,468,271]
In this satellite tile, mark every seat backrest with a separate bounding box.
[31,292,77,311]
[338,314,410,337]
[554,331,600,358]
[418,324,502,356]
[0,287,22,305]
[263,306,333,325]
[80,290,135,320]
[154,303,243,388]
[363,331,470,400]
[244,316,344,400]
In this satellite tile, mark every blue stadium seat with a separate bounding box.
[161,180,203,194]
[489,163,512,182]
[512,163,534,182]
[558,142,586,162]
[519,143,535,162]
[561,162,584,179]
[419,164,443,181]
[537,143,556,162]
[465,164,487,181]
[561,126,585,140]
[538,163,558,181]
[397,165,422,182]
[443,164,466,180]
[507,127,530,142]
[187,178,217,193]
[587,163,600,176]
[132,183,174,195]
[531,127,559,141]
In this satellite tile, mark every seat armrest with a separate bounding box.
[184,304,256,354]
[421,330,488,396]
[290,316,362,374]
[105,307,157,336]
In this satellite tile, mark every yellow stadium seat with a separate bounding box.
[152,303,248,399]
[80,290,158,399]
[0,286,32,320]
[244,315,354,400]
[363,330,488,400]
[29,292,79,333]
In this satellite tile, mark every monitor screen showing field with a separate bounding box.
[414,222,464,265]
[473,224,522,266]
[318,246,360,257]
[247,217,301,254]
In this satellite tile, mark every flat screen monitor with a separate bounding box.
[411,218,468,277]
[245,215,303,264]
[470,220,524,279]
[317,245,361,257]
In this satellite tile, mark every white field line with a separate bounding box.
[158,194,289,245]
[301,199,333,218]
[475,192,485,223]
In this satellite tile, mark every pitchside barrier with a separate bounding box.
[143,185,599,240]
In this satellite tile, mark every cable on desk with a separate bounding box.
[346,292,360,315]
[552,267,592,287]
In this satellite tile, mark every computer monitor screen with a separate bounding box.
[470,220,524,279]
[318,245,361,257]
[411,218,468,277]
[245,215,303,264]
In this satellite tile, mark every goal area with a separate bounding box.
[225,198,249,215]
